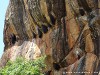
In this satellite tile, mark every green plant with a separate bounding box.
[0,56,46,75]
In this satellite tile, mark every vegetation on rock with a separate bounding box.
[0,56,46,75]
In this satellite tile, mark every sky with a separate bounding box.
[0,0,9,58]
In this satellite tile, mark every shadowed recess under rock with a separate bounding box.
[38,28,43,38]
[49,13,56,25]
[41,25,48,33]
[53,62,61,71]
[9,33,17,45]
[79,8,85,16]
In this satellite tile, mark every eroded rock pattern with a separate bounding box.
[0,0,100,75]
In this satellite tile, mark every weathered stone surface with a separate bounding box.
[0,0,100,75]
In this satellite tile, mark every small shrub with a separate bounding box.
[0,56,46,75]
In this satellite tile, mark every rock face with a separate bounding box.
[0,0,100,75]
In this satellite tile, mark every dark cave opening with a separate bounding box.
[53,62,61,71]
[10,33,17,45]
[38,28,43,38]
[32,32,36,38]
[41,25,48,33]
[49,13,56,25]
[79,8,85,16]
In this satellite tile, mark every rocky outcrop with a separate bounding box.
[0,0,100,75]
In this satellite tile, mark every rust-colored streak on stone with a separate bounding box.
[65,0,80,49]
[85,53,99,75]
